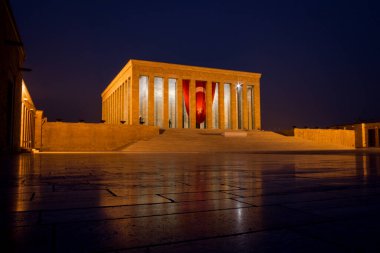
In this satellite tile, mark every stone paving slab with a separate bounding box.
[2,152,380,252]
[160,191,234,202]
[232,191,344,206]
[1,225,53,253]
[291,218,380,252]
[54,205,325,252]
[40,199,250,225]
[10,194,171,212]
[109,184,240,196]
[135,229,345,253]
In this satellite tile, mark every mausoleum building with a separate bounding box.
[101,60,261,130]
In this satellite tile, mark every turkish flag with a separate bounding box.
[196,81,206,124]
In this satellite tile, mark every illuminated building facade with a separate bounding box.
[20,80,36,150]
[0,0,25,152]
[102,60,261,130]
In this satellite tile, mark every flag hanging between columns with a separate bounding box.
[183,80,217,125]
[196,81,206,124]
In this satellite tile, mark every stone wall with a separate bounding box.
[294,128,355,148]
[34,110,45,149]
[40,122,159,151]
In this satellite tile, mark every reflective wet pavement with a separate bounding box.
[1,153,380,252]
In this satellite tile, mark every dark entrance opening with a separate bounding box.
[368,129,376,147]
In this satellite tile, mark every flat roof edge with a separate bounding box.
[129,59,262,77]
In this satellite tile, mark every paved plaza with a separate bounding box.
[2,152,380,252]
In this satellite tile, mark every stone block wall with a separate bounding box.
[40,122,159,151]
[294,128,355,148]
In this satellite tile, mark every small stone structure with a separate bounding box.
[346,123,380,148]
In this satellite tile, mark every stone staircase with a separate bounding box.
[121,129,354,153]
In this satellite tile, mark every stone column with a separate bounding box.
[111,93,113,123]
[148,76,155,126]
[111,91,115,124]
[206,80,213,129]
[112,90,116,123]
[19,104,24,147]
[126,82,129,123]
[189,79,196,128]
[120,85,124,123]
[107,98,110,123]
[102,97,107,120]
[242,81,248,130]
[113,92,116,124]
[231,82,237,130]
[177,78,183,128]
[109,95,111,123]
[131,72,140,125]
[163,76,169,128]
[123,82,127,123]
[361,123,367,148]
[119,86,122,122]
[115,90,118,123]
[116,87,120,123]
[254,78,261,130]
[119,86,122,123]
[218,82,225,130]
[114,91,117,123]
[129,77,132,124]
[105,98,107,122]
[101,98,104,122]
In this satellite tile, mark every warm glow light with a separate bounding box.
[236,82,242,88]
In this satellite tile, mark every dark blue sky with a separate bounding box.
[10,0,380,130]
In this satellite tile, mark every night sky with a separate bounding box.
[10,0,380,130]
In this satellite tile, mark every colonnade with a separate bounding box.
[103,76,260,130]
[101,60,261,130]
[102,77,131,125]
[20,82,36,150]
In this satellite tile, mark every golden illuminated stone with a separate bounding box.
[101,59,262,130]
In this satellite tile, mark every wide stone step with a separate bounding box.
[121,129,353,153]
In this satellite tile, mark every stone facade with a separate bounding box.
[40,122,159,151]
[20,81,36,150]
[350,123,380,148]
[101,60,261,130]
[0,0,25,152]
